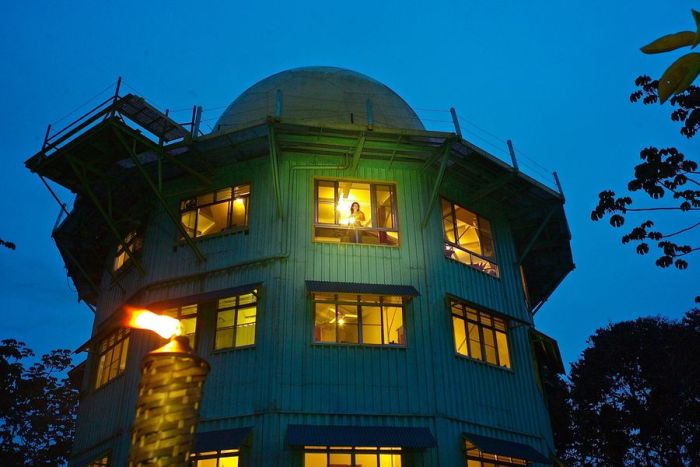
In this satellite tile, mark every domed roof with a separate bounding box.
[212,66,424,133]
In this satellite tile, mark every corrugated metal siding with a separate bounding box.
[70,152,557,466]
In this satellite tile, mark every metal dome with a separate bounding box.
[213,66,424,133]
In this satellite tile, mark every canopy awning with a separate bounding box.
[288,425,436,449]
[193,427,253,452]
[464,432,550,464]
[305,280,419,297]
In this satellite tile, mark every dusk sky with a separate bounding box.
[1,1,696,368]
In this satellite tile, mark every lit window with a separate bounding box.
[304,446,401,467]
[162,303,198,349]
[450,298,511,368]
[465,440,527,466]
[180,184,250,239]
[88,453,110,467]
[441,198,498,277]
[113,231,143,271]
[190,449,239,466]
[95,328,129,389]
[313,293,405,346]
[215,290,258,350]
[314,180,399,245]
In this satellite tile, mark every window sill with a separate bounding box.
[92,371,126,395]
[312,342,407,349]
[210,344,256,355]
[444,256,501,280]
[453,353,513,373]
[111,259,141,284]
[176,227,249,246]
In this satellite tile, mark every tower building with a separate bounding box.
[26,67,573,466]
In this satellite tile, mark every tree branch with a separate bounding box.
[626,207,700,212]
[662,221,700,238]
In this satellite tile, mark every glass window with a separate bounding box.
[88,453,110,467]
[95,328,129,389]
[465,440,527,466]
[180,184,250,239]
[190,449,239,467]
[113,231,143,272]
[313,293,406,346]
[162,303,198,349]
[215,290,258,350]
[450,298,511,369]
[314,180,399,245]
[304,446,401,467]
[441,199,499,278]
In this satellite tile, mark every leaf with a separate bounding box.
[610,214,625,227]
[693,10,700,47]
[658,53,700,103]
[641,31,695,54]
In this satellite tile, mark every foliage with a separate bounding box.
[550,311,700,465]
[640,9,700,103]
[0,238,16,250]
[0,339,78,466]
[591,79,699,274]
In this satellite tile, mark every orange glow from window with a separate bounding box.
[125,307,182,339]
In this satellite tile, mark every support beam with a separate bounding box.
[517,205,558,265]
[421,141,452,228]
[155,145,213,188]
[66,155,146,275]
[460,173,514,207]
[350,134,366,174]
[56,242,101,300]
[268,125,283,218]
[38,175,71,218]
[111,126,206,263]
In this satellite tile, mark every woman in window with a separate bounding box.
[349,202,366,243]
[350,202,366,227]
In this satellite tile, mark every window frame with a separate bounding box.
[214,289,259,351]
[113,230,143,273]
[179,183,251,240]
[87,452,111,467]
[312,292,407,347]
[94,328,130,390]
[161,303,199,350]
[440,197,499,278]
[190,448,239,466]
[464,439,528,466]
[303,445,402,467]
[448,296,512,369]
[313,178,400,246]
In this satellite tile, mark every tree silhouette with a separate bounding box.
[0,339,78,466]
[551,311,700,465]
[591,80,699,275]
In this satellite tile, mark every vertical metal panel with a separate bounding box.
[71,150,557,466]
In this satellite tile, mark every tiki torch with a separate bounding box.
[125,309,210,467]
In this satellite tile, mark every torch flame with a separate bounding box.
[126,307,182,339]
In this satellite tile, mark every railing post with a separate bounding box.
[449,107,462,137]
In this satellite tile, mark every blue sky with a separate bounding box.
[1,1,696,367]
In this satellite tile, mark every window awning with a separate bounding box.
[288,425,436,448]
[464,432,550,464]
[193,427,253,452]
[147,282,262,310]
[75,283,262,353]
[530,329,565,374]
[305,281,420,297]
